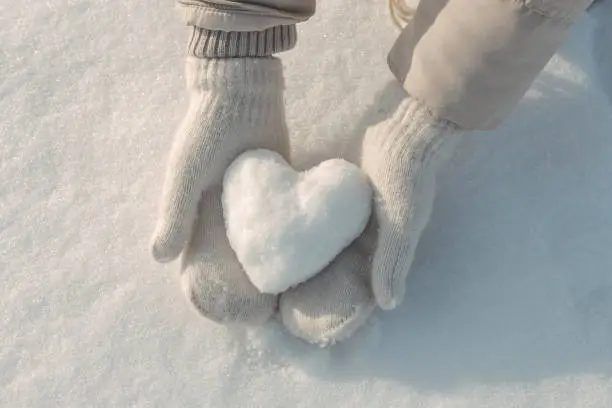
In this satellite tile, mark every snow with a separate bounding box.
[222,149,372,295]
[2,0,612,407]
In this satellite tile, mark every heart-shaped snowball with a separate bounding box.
[222,149,372,295]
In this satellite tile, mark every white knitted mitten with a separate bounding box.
[151,57,289,324]
[280,98,464,344]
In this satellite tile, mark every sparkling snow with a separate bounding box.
[2,0,612,406]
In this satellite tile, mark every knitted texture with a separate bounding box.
[279,222,377,346]
[188,25,298,58]
[181,189,278,324]
[363,98,462,310]
[151,57,289,324]
[280,97,464,344]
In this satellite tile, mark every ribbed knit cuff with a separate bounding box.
[391,98,460,133]
[187,25,298,58]
[378,97,464,165]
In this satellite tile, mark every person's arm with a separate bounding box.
[153,0,316,262]
[366,0,595,309]
[176,1,315,58]
[388,0,593,130]
[278,0,595,345]
[150,0,316,325]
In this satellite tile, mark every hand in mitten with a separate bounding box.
[280,98,464,345]
[151,56,290,324]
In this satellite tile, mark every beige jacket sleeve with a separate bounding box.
[388,0,593,130]
[177,0,315,32]
[179,0,591,129]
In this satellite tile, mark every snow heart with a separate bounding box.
[222,149,373,295]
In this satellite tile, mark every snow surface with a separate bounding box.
[222,149,371,295]
[2,0,612,407]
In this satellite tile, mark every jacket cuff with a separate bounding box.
[522,0,593,24]
[187,25,297,58]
